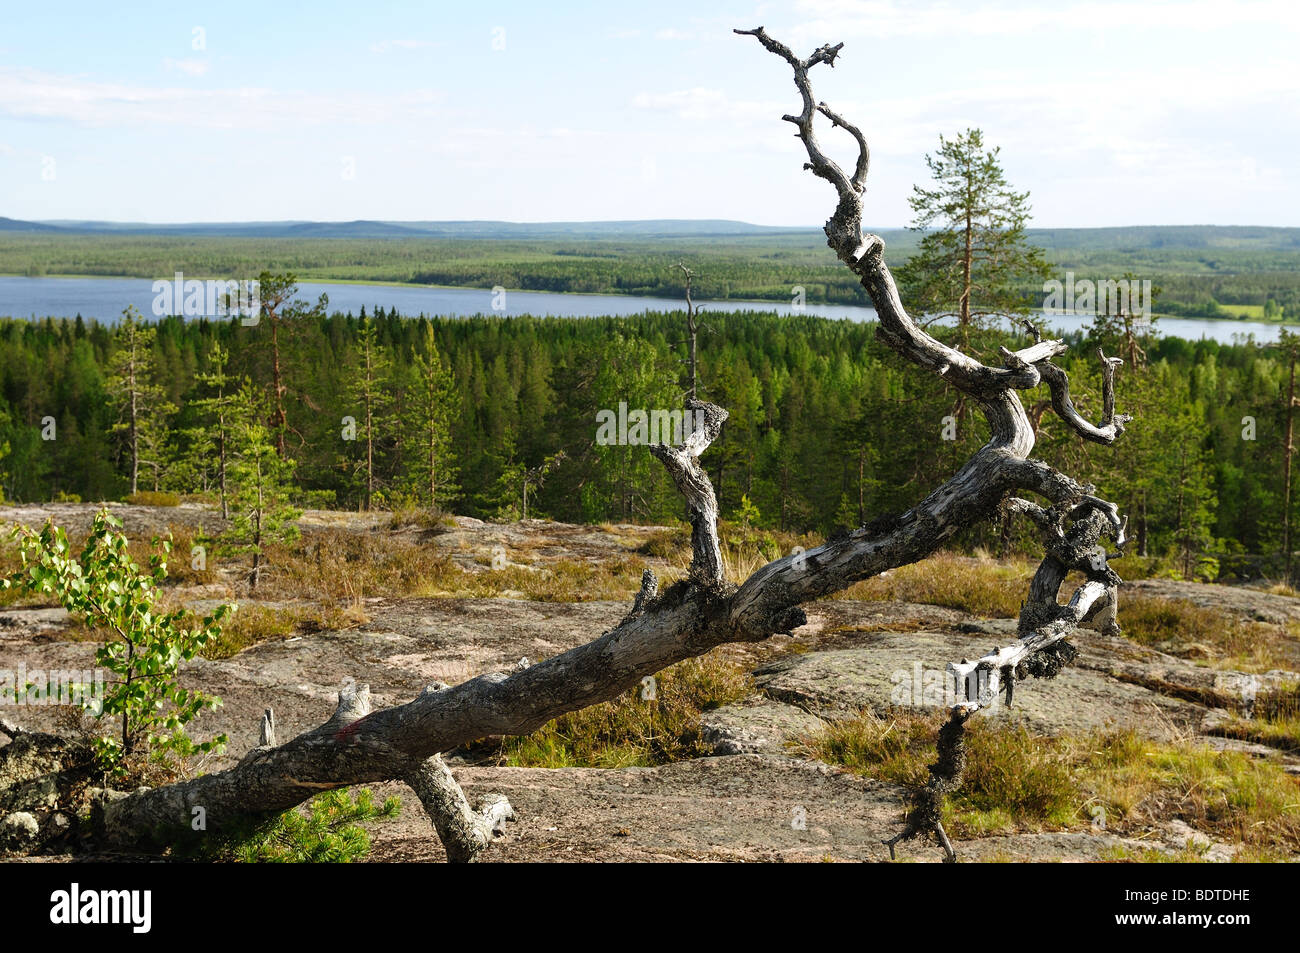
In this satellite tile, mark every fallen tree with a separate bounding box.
[4,28,1129,862]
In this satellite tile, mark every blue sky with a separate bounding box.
[1,0,1296,227]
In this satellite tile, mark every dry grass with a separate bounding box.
[829,552,1298,670]
[200,604,300,659]
[258,531,450,603]
[805,710,1300,856]
[836,552,1036,617]
[1100,844,1218,862]
[386,505,455,531]
[804,710,1077,834]
[649,522,818,586]
[635,527,688,560]
[1121,595,1291,671]
[124,491,181,507]
[133,523,214,586]
[1207,682,1300,753]
[199,601,369,660]
[1080,729,1300,860]
[0,536,31,606]
[257,530,661,604]
[54,597,368,660]
[0,522,214,608]
[1264,582,1300,598]
[485,651,753,768]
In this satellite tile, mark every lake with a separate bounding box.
[0,275,1284,345]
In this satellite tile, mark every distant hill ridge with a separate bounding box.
[13,218,819,239]
[2,217,1298,250]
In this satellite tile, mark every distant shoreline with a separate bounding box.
[1,272,1295,327]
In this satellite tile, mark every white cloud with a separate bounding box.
[637,42,1300,226]
[368,39,441,53]
[633,87,793,123]
[0,68,446,128]
[787,0,1300,41]
[162,58,209,77]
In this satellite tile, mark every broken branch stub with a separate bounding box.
[406,754,514,864]
[649,398,728,586]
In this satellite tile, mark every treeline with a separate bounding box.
[0,234,866,303]
[0,295,1294,580]
[4,233,1299,318]
[1142,272,1300,319]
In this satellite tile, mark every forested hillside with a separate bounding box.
[0,293,1290,581]
[3,225,1298,319]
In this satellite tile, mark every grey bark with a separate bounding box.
[677,262,699,400]
[407,754,514,863]
[258,708,276,748]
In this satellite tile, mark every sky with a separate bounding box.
[0,0,1296,228]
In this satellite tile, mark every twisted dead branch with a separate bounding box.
[735,25,1130,859]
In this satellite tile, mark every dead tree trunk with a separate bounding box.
[1284,344,1296,586]
[57,29,1132,863]
[678,261,699,400]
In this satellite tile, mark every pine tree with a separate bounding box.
[476,427,525,521]
[0,401,10,503]
[107,305,176,495]
[521,451,565,520]
[1087,273,1161,371]
[191,341,235,518]
[344,318,394,509]
[248,272,327,459]
[585,331,674,522]
[677,261,700,399]
[224,380,300,590]
[401,325,460,511]
[1277,328,1300,584]
[1167,403,1217,580]
[896,129,1049,348]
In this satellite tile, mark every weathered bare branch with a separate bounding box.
[322,681,370,734]
[733,29,856,203]
[649,398,728,585]
[955,491,1125,716]
[949,578,1111,710]
[97,584,735,844]
[1002,496,1052,531]
[736,27,1054,402]
[815,101,869,193]
[883,708,968,862]
[1037,348,1131,445]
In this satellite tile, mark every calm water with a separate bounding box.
[0,275,1283,345]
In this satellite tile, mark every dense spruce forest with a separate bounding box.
[0,279,1293,583]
